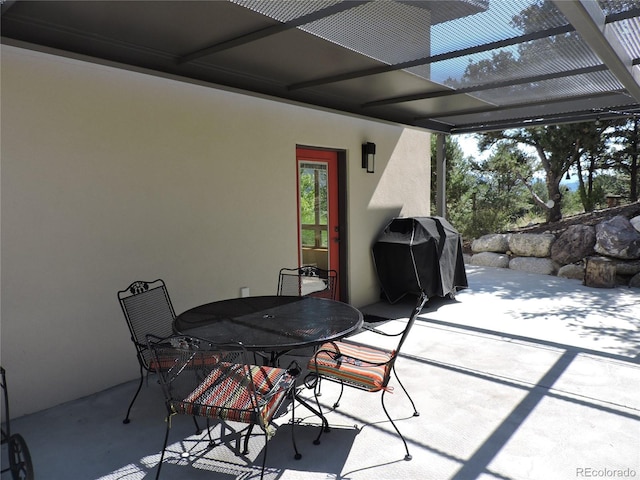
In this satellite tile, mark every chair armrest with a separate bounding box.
[312,342,392,368]
[361,324,403,337]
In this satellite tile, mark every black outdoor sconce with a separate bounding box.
[362,142,376,173]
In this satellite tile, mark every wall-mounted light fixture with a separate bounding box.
[362,142,376,173]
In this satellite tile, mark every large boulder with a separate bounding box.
[472,234,509,253]
[509,233,556,258]
[630,272,640,288]
[509,257,557,275]
[550,225,596,265]
[594,215,640,260]
[470,252,510,268]
[631,215,640,232]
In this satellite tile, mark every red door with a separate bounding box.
[296,148,340,294]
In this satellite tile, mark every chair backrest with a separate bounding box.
[277,266,338,300]
[147,335,297,428]
[118,279,176,371]
[310,292,428,392]
[394,292,428,355]
[371,292,428,389]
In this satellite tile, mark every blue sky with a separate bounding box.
[456,133,487,159]
[429,0,530,84]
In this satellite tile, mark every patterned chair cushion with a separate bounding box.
[174,363,294,426]
[149,352,220,372]
[307,341,395,392]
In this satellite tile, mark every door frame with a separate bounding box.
[296,145,348,302]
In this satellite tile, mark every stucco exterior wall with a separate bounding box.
[1,46,430,416]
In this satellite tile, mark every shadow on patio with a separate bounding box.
[6,266,640,480]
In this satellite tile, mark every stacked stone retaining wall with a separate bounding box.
[468,214,640,288]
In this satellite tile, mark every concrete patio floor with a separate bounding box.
[5,265,640,480]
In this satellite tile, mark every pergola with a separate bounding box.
[3,0,640,212]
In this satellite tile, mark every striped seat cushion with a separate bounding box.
[149,352,220,372]
[174,363,294,426]
[307,341,394,392]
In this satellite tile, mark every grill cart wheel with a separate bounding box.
[8,434,33,480]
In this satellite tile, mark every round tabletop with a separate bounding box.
[174,295,363,351]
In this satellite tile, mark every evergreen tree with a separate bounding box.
[607,117,640,202]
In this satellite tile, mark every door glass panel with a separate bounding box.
[301,230,315,247]
[299,161,329,269]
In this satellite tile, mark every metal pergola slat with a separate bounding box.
[1,0,639,133]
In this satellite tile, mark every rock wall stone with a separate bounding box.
[551,225,595,264]
[594,215,640,259]
[614,259,640,275]
[472,234,509,253]
[508,233,555,257]
[470,252,510,268]
[509,257,557,275]
[557,263,584,280]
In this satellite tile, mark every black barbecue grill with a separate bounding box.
[372,216,468,304]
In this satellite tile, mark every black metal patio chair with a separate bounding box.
[117,279,177,424]
[147,334,301,479]
[277,266,337,300]
[305,292,428,460]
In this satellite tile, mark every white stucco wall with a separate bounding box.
[1,45,430,417]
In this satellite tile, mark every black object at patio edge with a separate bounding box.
[372,216,468,304]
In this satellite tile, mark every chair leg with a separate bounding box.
[392,365,419,417]
[332,381,344,409]
[123,365,144,424]
[259,431,268,480]
[257,388,302,479]
[311,380,334,445]
[380,390,412,461]
[242,424,255,455]
[206,418,215,447]
[291,390,302,460]
[155,415,171,479]
[192,416,202,435]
